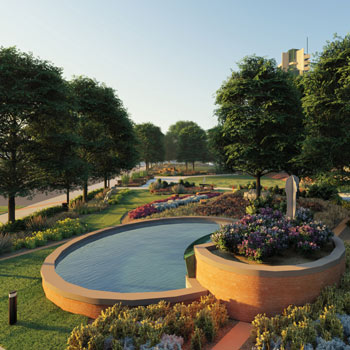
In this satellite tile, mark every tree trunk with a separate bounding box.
[107,178,110,188]
[8,195,15,223]
[256,175,261,198]
[192,161,195,171]
[83,181,88,203]
[146,161,149,171]
[185,162,188,171]
[104,177,108,189]
[66,186,70,205]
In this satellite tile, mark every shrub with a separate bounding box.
[69,188,105,208]
[194,192,248,219]
[179,179,195,188]
[150,180,163,191]
[211,207,333,261]
[107,189,130,205]
[25,215,50,232]
[146,203,200,219]
[0,233,12,254]
[172,184,186,194]
[190,327,205,350]
[251,243,350,350]
[245,194,286,215]
[194,309,216,342]
[31,205,66,218]
[0,219,26,234]
[305,183,339,201]
[67,295,227,350]
[12,218,88,251]
[121,174,130,185]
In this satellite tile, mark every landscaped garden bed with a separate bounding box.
[117,170,154,187]
[127,192,221,220]
[66,295,229,350]
[149,179,214,195]
[149,163,217,176]
[194,207,346,323]
[248,243,350,350]
[1,186,349,350]
[211,207,333,262]
[0,188,131,255]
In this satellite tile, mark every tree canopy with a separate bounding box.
[70,76,138,198]
[298,34,350,184]
[0,47,72,221]
[215,55,304,196]
[135,123,165,170]
[165,121,198,161]
[177,124,208,170]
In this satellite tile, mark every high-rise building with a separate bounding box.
[278,48,310,75]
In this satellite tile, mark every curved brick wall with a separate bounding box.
[195,237,346,322]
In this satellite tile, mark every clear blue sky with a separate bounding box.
[1,0,349,133]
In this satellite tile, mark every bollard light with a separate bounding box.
[9,290,17,325]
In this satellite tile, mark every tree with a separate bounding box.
[177,124,208,171]
[135,123,165,170]
[215,55,304,197]
[0,47,72,222]
[165,121,198,161]
[89,85,138,188]
[207,126,230,172]
[298,34,350,184]
[70,77,138,200]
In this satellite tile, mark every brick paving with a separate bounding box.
[212,322,252,350]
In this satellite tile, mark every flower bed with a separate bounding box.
[250,243,350,350]
[12,218,88,250]
[67,295,228,350]
[194,192,249,219]
[211,207,333,262]
[128,193,221,220]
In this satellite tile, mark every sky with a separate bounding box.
[0,0,349,133]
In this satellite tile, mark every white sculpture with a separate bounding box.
[285,175,299,219]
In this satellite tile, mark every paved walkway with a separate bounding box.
[213,322,252,350]
[0,178,122,224]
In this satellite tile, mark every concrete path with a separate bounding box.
[213,322,252,350]
[0,178,121,224]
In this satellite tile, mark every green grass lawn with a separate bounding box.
[82,189,165,230]
[0,205,24,215]
[152,162,216,174]
[185,174,286,189]
[0,247,87,350]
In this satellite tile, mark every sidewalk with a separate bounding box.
[0,178,122,224]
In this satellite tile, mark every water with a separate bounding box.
[56,222,219,293]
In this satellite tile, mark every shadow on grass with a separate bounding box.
[0,274,40,280]
[16,320,72,333]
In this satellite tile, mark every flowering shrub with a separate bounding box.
[211,207,333,261]
[12,218,88,250]
[251,243,350,349]
[128,193,221,220]
[194,192,248,218]
[67,295,228,350]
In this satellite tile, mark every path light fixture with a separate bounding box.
[9,290,17,325]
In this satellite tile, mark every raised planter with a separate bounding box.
[194,236,346,322]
